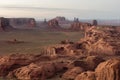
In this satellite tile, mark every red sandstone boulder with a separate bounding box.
[53,61,68,72]
[85,56,104,70]
[43,63,56,78]
[73,56,104,70]
[62,67,84,80]
[0,54,32,77]
[75,71,96,80]
[95,58,120,80]
[8,63,56,80]
[8,63,44,80]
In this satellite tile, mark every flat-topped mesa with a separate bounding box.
[0,17,13,31]
[9,18,36,28]
[81,26,120,55]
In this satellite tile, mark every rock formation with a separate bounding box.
[48,19,61,29]
[81,26,120,55]
[93,20,98,26]
[0,54,33,76]
[0,53,70,80]
[55,16,66,21]
[84,56,105,70]
[8,63,56,80]
[74,58,120,80]
[72,56,104,71]
[70,21,92,31]
[45,26,120,56]
[95,58,120,80]
[9,18,36,28]
[62,67,84,80]
[0,17,13,31]
[0,53,120,80]
[0,25,119,79]
[75,71,96,80]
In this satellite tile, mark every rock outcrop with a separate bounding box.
[45,26,120,56]
[72,56,104,70]
[70,22,92,31]
[0,53,70,80]
[85,56,104,70]
[0,53,120,80]
[0,54,33,76]
[74,58,120,80]
[7,61,69,80]
[0,17,13,31]
[48,19,61,29]
[95,58,120,80]
[62,67,84,80]
[75,71,96,80]
[0,25,119,80]
[8,63,56,80]
[81,26,120,55]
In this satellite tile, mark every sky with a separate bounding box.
[0,0,120,20]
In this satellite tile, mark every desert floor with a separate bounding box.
[0,29,84,55]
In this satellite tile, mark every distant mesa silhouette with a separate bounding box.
[0,17,13,31]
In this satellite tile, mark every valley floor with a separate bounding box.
[0,29,84,55]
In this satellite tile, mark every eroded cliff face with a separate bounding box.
[0,17,36,29]
[0,54,120,80]
[0,54,69,80]
[45,26,120,56]
[9,18,36,28]
[0,17,13,31]
[48,19,62,29]
[70,22,92,31]
[81,26,120,55]
[95,58,120,80]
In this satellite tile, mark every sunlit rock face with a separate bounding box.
[45,26,120,56]
[47,16,68,29]
[75,71,96,80]
[0,52,119,80]
[70,22,92,31]
[0,17,13,31]
[82,27,120,55]
[69,18,92,31]
[95,58,120,80]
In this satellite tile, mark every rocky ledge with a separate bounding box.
[0,27,120,80]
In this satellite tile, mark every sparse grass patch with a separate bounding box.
[0,29,84,55]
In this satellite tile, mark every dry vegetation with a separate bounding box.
[0,26,119,80]
[0,29,84,55]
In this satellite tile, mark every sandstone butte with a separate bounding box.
[0,26,119,80]
[0,17,13,31]
[0,17,36,31]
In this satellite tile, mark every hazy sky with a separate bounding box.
[0,0,119,20]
